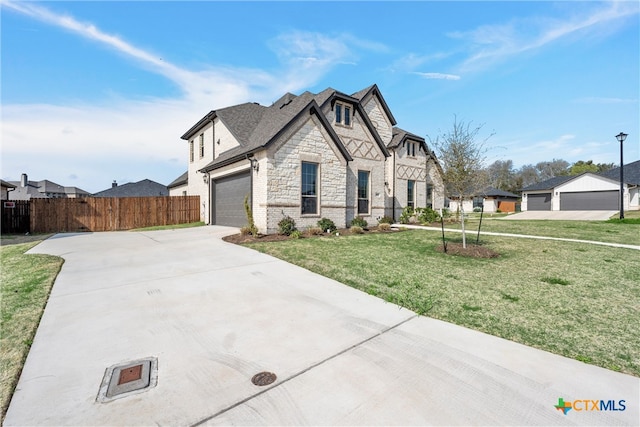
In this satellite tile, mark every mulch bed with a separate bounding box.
[222,227,399,245]
[435,242,500,258]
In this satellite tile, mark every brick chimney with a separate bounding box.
[21,173,28,187]
[112,180,117,188]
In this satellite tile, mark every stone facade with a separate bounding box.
[177,84,445,234]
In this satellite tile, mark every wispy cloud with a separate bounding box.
[452,1,639,72]
[413,72,461,81]
[0,1,366,191]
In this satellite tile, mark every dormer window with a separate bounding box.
[335,102,352,127]
[407,142,416,157]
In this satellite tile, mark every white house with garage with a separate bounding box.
[169,84,444,233]
[521,162,640,212]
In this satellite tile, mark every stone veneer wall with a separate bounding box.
[263,116,347,234]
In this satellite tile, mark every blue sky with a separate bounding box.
[2,1,638,193]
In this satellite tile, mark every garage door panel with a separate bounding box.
[560,191,618,210]
[528,193,551,211]
[213,172,251,227]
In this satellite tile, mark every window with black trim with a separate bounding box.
[335,102,352,127]
[407,180,416,209]
[199,134,205,158]
[473,196,484,209]
[301,162,318,215]
[357,170,369,214]
[189,140,194,162]
[426,184,434,208]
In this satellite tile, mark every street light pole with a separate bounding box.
[616,132,627,219]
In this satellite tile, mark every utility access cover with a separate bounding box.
[97,357,158,403]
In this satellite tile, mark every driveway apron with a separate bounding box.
[4,226,638,426]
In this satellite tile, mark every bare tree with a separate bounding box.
[430,117,492,248]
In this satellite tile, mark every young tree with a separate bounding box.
[430,117,492,248]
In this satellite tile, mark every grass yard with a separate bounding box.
[442,218,640,245]
[0,240,63,421]
[130,221,205,232]
[248,230,640,377]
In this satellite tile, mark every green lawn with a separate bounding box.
[0,241,63,421]
[441,218,639,245]
[129,221,205,232]
[248,230,640,377]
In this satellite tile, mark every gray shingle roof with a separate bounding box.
[599,160,640,185]
[195,89,355,172]
[7,179,89,200]
[1,180,16,189]
[93,179,168,197]
[520,175,574,191]
[389,127,426,149]
[482,187,520,198]
[167,171,188,188]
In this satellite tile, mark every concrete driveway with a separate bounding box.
[5,227,638,426]
[502,210,617,220]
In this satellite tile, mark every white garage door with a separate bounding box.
[212,172,251,227]
[560,191,618,210]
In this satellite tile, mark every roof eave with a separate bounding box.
[181,110,216,140]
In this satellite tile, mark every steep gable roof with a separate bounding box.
[199,92,353,172]
[351,83,397,126]
[599,160,640,185]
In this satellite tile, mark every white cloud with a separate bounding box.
[413,72,461,81]
[0,1,366,192]
[453,1,639,72]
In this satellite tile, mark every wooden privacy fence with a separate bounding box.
[29,196,200,233]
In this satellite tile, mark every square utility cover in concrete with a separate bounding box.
[97,357,157,403]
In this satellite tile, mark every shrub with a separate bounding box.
[378,216,394,224]
[307,227,324,236]
[350,216,368,228]
[399,206,414,224]
[278,216,297,236]
[496,209,502,213]
[417,207,440,224]
[290,230,302,239]
[317,218,337,233]
[350,226,364,234]
[473,207,483,212]
[441,208,451,218]
[378,223,391,231]
[240,226,252,236]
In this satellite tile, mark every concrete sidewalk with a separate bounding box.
[4,227,638,426]
[399,224,640,250]
[502,211,618,220]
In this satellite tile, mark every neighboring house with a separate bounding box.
[93,179,168,197]
[599,160,640,211]
[171,84,444,233]
[1,180,16,200]
[448,187,520,213]
[8,174,90,200]
[520,166,639,211]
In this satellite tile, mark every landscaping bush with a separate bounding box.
[350,216,368,228]
[240,226,252,236]
[378,216,394,224]
[399,206,414,224]
[350,226,364,234]
[417,207,440,224]
[378,223,391,231]
[473,207,482,212]
[307,227,324,236]
[317,218,337,233]
[496,209,502,213]
[278,216,297,236]
[290,230,302,239]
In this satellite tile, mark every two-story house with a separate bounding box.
[169,84,444,233]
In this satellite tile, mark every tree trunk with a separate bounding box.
[460,203,467,248]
